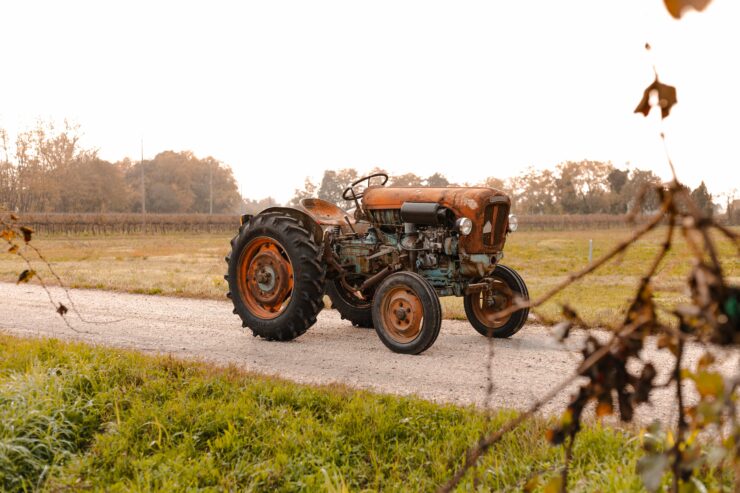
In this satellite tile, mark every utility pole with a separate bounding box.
[209,159,213,215]
[140,138,146,230]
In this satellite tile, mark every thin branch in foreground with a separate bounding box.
[437,319,646,492]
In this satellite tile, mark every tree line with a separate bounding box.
[0,121,720,217]
[0,121,243,214]
[291,161,718,217]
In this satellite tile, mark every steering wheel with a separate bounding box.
[342,173,389,201]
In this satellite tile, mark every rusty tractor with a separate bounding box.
[225,173,528,354]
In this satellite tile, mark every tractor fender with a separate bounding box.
[258,206,324,244]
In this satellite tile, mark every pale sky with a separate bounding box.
[1,0,738,204]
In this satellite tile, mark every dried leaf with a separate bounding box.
[20,226,33,243]
[0,229,14,241]
[634,77,677,119]
[523,475,541,492]
[596,400,613,418]
[691,371,724,398]
[663,0,712,19]
[10,213,19,221]
[57,303,68,316]
[17,269,35,284]
[697,352,716,371]
[542,476,563,493]
[8,244,18,254]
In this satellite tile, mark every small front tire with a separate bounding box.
[372,272,442,354]
[464,264,529,338]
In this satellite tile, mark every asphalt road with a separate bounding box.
[1,282,736,423]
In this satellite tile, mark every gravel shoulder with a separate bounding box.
[1,282,736,422]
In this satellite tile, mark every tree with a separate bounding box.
[508,167,558,214]
[426,172,450,187]
[618,168,662,213]
[607,168,629,195]
[555,160,613,214]
[289,177,318,206]
[123,150,243,213]
[56,157,128,212]
[690,181,713,217]
[318,169,356,206]
[480,176,507,192]
[390,172,423,187]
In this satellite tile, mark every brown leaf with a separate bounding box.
[17,269,36,284]
[697,351,716,371]
[0,229,14,242]
[634,77,677,119]
[20,226,33,243]
[57,303,68,316]
[596,400,614,418]
[663,0,712,19]
[7,244,19,254]
[10,213,19,221]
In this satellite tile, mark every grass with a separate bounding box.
[1,228,737,326]
[2,334,729,492]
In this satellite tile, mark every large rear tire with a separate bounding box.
[325,277,374,328]
[225,213,325,341]
[372,272,441,354]
[464,264,529,338]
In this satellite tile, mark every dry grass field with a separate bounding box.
[2,227,737,327]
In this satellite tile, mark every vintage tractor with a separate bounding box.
[225,173,529,354]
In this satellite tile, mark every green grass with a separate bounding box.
[5,334,723,492]
[1,227,737,326]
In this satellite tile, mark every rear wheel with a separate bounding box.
[225,213,325,341]
[326,276,374,328]
[372,272,441,354]
[464,264,529,338]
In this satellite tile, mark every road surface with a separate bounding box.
[1,282,736,423]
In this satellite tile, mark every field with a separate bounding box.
[2,334,731,491]
[2,227,737,327]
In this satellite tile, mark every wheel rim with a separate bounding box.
[238,237,294,319]
[470,277,514,329]
[380,286,423,343]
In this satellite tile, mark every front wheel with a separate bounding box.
[464,264,529,338]
[372,272,441,354]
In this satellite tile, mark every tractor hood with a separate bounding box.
[363,187,511,254]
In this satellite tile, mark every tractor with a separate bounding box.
[225,173,529,354]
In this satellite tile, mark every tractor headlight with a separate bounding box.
[456,217,473,235]
[508,214,518,233]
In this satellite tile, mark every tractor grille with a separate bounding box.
[482,203,510,250]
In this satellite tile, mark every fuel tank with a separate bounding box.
[362,187,511,254]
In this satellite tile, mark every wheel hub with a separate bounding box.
[474,277,514,329]
[382,287,422,343]
[239,237,294,319]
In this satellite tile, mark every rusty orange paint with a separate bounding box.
[238,237,294,319]
[299,198,351,226]
[362,187,510,253]
[379,285,424,343]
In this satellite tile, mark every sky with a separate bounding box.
[1,0,738,205]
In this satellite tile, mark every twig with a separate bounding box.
[560,435,575,493]
[671,337,686,492]
[491,205,668,323]
[437,318,646,492]
[25,241,125,325]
